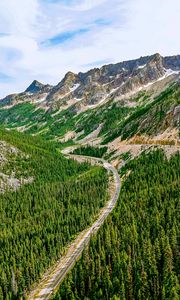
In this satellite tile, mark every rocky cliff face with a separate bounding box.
[25,80,52,94]
[0,53,180,110]
[164,55,180,70]
[0,80,52,107]
[45,53,180,110]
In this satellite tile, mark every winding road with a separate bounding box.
[28,154,121,300]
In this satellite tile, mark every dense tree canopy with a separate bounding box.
[54,150,180,300]
[0,129,108,299]
[73,145,108,158]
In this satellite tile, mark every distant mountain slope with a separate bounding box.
[103,82,180,144]
[0,53,179,149]
[1,53,180,110]
[25,80,52,94]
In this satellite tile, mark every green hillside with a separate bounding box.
[103,83,180,143]
[0,129,108,299]
[54,150,180,300]
[1,82,179,146]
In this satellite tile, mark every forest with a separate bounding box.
[72,145,108,158]
[54,149,180,300]
[0,128,109,299]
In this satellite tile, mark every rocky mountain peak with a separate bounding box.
[145,53,165,79]
[25,80,45,94]
[64,71,77,80]
[58,71,78,86]
[148,53,163,67]
[1,53,180,111]
[25,80,52,95]
[46,71,80,103]
[152,53,162,60]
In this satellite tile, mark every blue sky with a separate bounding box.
[0,0,180,97]
[43,28,90,46]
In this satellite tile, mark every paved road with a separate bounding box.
[27,155,121,300]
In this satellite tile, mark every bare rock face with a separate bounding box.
[164,55,180,70]
[173,105,180,126]
[25,80,52,94]
[46,72,80,104]
[112,53,166,97]
[139,53,165,81]
[1,53,180,110]
[0,80,52,107]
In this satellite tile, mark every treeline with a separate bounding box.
[73,145,108,158]
[0,129,108,299]
[54,150,180,300]
[75,103,131,142]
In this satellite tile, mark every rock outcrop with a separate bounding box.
[25,80,52,94]
[0,53,180,110]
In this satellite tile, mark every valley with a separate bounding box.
[27,155,120,300]
[0,53,179,300]
[54,149,179,300]
[0,130,109,299]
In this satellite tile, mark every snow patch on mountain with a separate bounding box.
[70,83,80,92]
[138,64,146,69]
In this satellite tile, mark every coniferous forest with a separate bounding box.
[0,13,179,298]
[0,129,108,299]
[54,150,180,300]
[73,145,108,158]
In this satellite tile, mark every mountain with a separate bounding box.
[1,53,180,110]
[0,53,179,300]
[0,53,179,159]
[25,80,52,94]
[0,80,52,108]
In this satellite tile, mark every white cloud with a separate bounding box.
[0,0,180,97]
[0,0,39,37]
[66,0,108,11]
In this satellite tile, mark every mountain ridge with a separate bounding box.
[0,53,179,159]
[1,53,180,110]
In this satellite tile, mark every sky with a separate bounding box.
[0,0,180,97]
